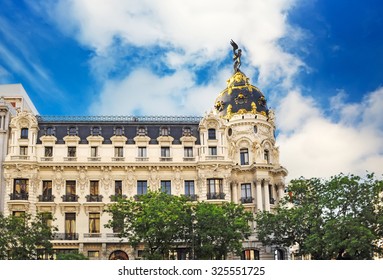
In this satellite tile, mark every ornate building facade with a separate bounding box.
[0,53,288,260]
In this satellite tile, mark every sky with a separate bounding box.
[0,0,382,181]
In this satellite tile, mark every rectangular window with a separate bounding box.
[21,128,29,139]
[91,146,98,157]
[241,183,252,198]
[161,147,170,157]
[65,213,76,239]
[137,180,147,195]
[207,178,223,199]
[44,146,53,157]
[89,213,100,233]
[114,146,123,157]
[138,147,147,157]
[161,180,171,194]
[66,181,76,195]
[90,181,99,195]
[240,148,249,165]
[184,147,193,157]
[208,128,216,140]
[115,180,122,196]
[20,146,28,155]
[68,146,76,157]
[41,212,53,227]
[42,180,53,201]
[184,180,195,195]
[13,179,29,200]
[88,251,100,258]
[208,146,217,155]
[264,150,270,163]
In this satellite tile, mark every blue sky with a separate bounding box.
[0,0,382,180]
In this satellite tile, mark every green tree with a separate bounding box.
[56,252,88,260]
[106,190,191,259]
[255,173,383,259]
[0,212,56,260]
[193,202,253,260]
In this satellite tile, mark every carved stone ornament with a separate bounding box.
[125,168,136,195]
[77,167,88,192]
[53,168,64,191]
[101,168,112,191]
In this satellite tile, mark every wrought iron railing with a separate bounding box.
[38,195,55,202]
[207,192,226,200]
[241,197,254,204]
[85,195,103,202]
[37,115,202,123]
[53,233,79,240]
[9,193,29,200]
[61,194,79,202]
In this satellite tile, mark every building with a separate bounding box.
[0,52,288,260]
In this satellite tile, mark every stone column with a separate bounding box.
[256,179,263,212]
[278,184,285,202]
[232,182,238,203]
[264,181,270,212]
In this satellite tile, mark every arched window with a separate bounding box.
[242,249,260,260]
[274,249,285,260]
[160,126,169,136]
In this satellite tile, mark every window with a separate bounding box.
[184,180,195,195]
[92,127,100,136]
[90,181,99,196]
[115,126,123,136]
[183,127,192,136]
[242,249,260,260]
[21,128,28,139]
[44,146,53,157]
[13,211,26,217]
[207,178,224,199]
[13,179,29,200]
[208,146,217,155]
[46,127,54,136]
[241,183,252,203]
[66,181,76,195]
[161,147,170,157]
[91,146,98,157]
[42,180,53,201]
[208,128,216,140]
[137,181,147,195]
[68,146,76,157]
[115,181,122,196]
[240,148,249,165]
[137,126,146,136]
[160,127,169,136]
[89,213,100,233]
[138,147,147,157]
[65,213,76,239]
[88,251,100,258]
[114,147,123,157]
[184,147,193,157]
[20,146,28,155]
[161,180,171,194]
[41,212,53,227]
[264,150,270,163]
[68,126,77,135]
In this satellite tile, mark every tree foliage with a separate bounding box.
[255,173,383,259]
[0,212,56,260]
[106,190,253,259]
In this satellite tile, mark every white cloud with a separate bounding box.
[278,88,383,181]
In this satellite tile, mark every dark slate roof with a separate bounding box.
[36,116,202,145]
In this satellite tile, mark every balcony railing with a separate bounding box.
[64,157,77,161]
[183,194,198,201]
[11,155,30,160]
[41,157,53,161]
[110,194,127,202]
[88,157,101,161]
[207,192,226,200]
[159,157,173,162]
[38,195,55,202]
[85,194,103,202]
[205,155,225,160]
[241,197,254,204]
[9,193,29,200]
[112,157,125,161]
[183,157,195,161]
[136,157,149,161]
[61,194,79,202]
[53,233,79,240]
[84,233,102,238]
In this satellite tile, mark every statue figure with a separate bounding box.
[230,39,242,73]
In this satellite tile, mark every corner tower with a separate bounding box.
[198,40,288,259]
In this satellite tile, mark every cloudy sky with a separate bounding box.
[0,0,382,181]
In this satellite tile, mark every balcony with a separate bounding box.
[110,194,127,202]
[183,194,198,201]
[61,194,79,202]
[159,157,173,162]
[136,157,149,161]
[40,157,53,161]
[38,194,55,202]
[64,157,77,161]
[112,157,125,161]
[241,197,254,204]
[53,233,79,240]
[85,194,103,202]
[205,155,224,161]
[84,233,102,238]
[88,156,101,161]
[183,157,195,161]
[11,155,30,160]
[207,192,226,200]
[9,193,29,200]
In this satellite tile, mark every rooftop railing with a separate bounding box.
[37,115,202,123]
